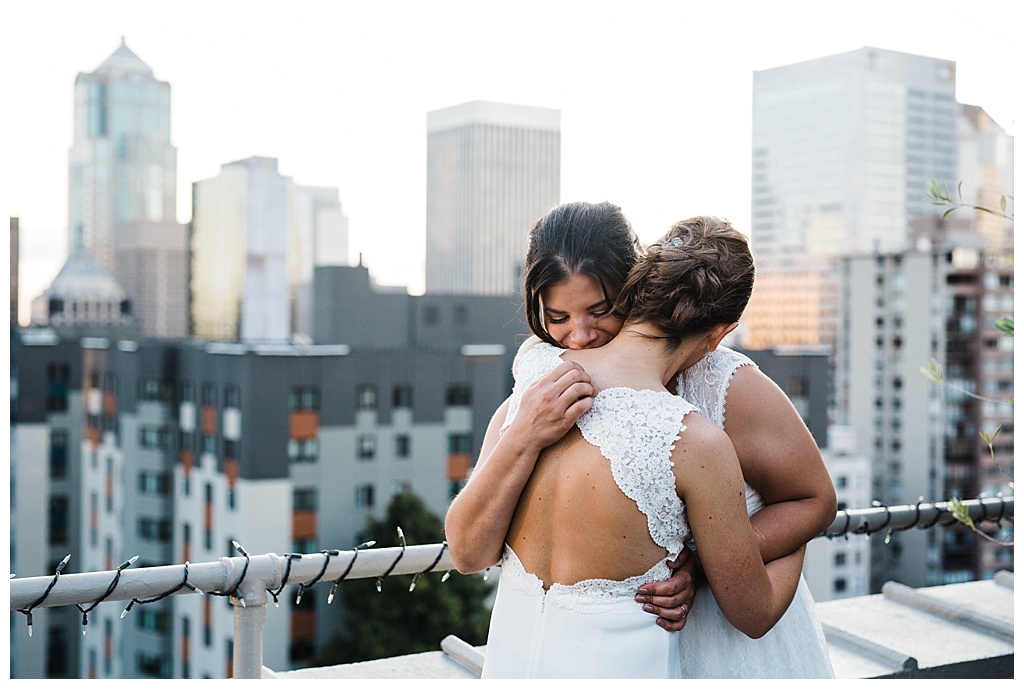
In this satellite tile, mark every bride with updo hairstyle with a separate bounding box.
[445,206,834,678]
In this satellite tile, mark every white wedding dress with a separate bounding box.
[481,343,693,678]
[674,346,834,678]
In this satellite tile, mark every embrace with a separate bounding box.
[445,202,837,679]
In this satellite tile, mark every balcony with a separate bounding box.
[11,497,1014,679]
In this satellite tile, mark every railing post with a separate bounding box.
[227,553,280,679]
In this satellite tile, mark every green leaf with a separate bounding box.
[980,425,1001,447]
[995,316,1014,336]
[920,358,943,384]
[949,497,975,529]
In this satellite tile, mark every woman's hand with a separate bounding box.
[507,360,595,450]
[635,549,703,631]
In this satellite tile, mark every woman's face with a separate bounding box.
[540,273,624,349]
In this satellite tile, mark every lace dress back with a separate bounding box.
[499,343,693,610]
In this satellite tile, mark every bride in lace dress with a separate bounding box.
[446,216,813,678]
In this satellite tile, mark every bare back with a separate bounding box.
[501,343,693,588]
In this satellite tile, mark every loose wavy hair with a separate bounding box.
[613,216,754,346]
[523,202,641,346]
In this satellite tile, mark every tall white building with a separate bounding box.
[744,47,958,349]
[190,158,348,343]
[291,185,349,339]
[425,101,560,295]
[68,39,187,337]
[191,157,291,342]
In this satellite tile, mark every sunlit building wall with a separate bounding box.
[957,105,1015,252]
[290,185,349,340]
[746,47,957,349]
[425,100,560,295]
[190,157,290,343]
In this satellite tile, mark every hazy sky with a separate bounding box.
[2,0,1016,322]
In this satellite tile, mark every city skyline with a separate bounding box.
[3,0,1016,324]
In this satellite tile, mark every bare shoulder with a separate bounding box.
[674,409,735,466]
[723,364,791,421]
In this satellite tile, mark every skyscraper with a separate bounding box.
[425,101,560,295]
[743,47,958,349]
[68,39,187,337]
[191,157,291,343]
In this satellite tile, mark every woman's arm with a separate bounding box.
[637,363,834,626]
[724,366,837,562]
[444,359,594,573]
[676,417,802,638]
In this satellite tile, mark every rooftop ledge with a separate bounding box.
[267,571,1014,680]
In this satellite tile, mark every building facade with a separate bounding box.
[744,47,958,349]
[10,270,526,679]
[67,39,187,338]
[190,158,348,343]
[836,247,1013,591]
[425,100,560,295]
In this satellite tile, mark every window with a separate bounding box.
[46,363,70,412]
[395,434,411,458]
[454,303,468,325]
[358,434,376,459]
[446,384,472,406]
[288,438,319,463]
[423,304,439,325]
[448,433,472,454]
[356,484,375,508]
[834,553,847,567]
[225,385,240,408]
[392,385,413,409]
[357,385,378,410]
[48,495,69,545]
[138,471,171,495]
[201,383,217,407]
[289,386,320,411]
[293,488,317,511]
[139,518,171,542]
[140,426,172,450]
[139,378,173,402]
[50,429,69,478]
[833,578,847,593]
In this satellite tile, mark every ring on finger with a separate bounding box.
[680,604,689,618]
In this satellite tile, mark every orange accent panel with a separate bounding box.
[103,391,116,416]
[225,459,239,487]
[86,426,101,447]
[182,636,190,663]
[201,406,216,436]
[203,598,212,626]
[181,449,194,475]
[204,503,212,530]
[91,508,97,532]
[183,542,191,563]
[290,610,316,639]
[447,453,471,481]
[105,632,112,659]
[292,510,317,540]
[289,410,319,440]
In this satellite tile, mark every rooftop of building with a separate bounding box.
[268,572,1014,680]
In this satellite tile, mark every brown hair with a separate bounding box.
[613,216,754,345]
[523,202,641,346]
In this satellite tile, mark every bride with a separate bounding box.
[445,216,809,678]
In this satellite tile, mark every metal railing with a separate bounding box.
[9,496,1013,679]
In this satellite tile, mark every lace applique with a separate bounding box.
[577,388,693,556]
[501,343,565,435]
[501,545,672,614]
[675,347,764,515]
[675,346,755,429]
